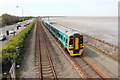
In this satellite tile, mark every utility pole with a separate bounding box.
[16,6,24,20]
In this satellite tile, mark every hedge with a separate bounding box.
[2,13,32,27]
[1,21,35,73]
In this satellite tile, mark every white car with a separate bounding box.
[9,29,16,34]
[0,34,6,41]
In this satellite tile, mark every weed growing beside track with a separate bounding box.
[0,21,35,78]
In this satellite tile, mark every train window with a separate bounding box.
[64,38,65,41]
[61,35,63,39]
[80,36,83,44]
[58,33,59,36]
[80,39,83,44]
[69,39,73,45]
[70,36,73,38]
[60,35,61,39]
[56,33,59,36]
[66,39,68,43]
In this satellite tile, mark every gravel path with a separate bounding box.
[19,24,37,78]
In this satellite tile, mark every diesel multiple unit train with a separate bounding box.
[42,19,84,56]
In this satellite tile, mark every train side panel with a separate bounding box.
[42,21,69,49]
[58,31,69,49]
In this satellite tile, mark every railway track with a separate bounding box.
[41,20,109,79]
[73,56,109,78]
[35,19,57,79]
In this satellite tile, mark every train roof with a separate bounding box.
[42,19,80,36]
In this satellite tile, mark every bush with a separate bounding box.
[1,21,35,73]
[2,13,32,27]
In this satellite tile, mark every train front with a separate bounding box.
[68,33,84,56]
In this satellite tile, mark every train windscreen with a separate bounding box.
[80,35,83,44]
[69,38,73,45]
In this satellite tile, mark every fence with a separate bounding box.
[9,60,16,79]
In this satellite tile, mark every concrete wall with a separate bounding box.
[83,34,118,60]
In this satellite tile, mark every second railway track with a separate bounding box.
[73,56,109,78]
[35,19,57,79]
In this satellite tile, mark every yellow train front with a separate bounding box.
[68,33,84,56]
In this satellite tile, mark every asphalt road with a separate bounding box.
[0,35,13,49]
[0,19,34,49]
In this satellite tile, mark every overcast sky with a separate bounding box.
[0,0,119,16]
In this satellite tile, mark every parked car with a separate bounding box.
[17,24,21,27]
[27,22,30,25]
[0,34,6,41]
[9,29,16,34]
[23,23,27,27]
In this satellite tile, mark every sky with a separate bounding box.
[0,0,119,16]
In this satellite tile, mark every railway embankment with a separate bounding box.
[83,34,118,61]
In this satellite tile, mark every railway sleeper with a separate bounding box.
[42,70,53,74]
[42,61,50,64]
[42,63,51,66]
[42,67,52,70]
[85,67,102,77]
[82,65,90,70]
[42,68,52,72]
[42,65,51,68]
[85,68,94,73]
[79,64,87,68]
[87,72,100,78]
[79,63,88,67]
[42,73,54,78]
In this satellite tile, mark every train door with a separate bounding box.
[73,34,80,54]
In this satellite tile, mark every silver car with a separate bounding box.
[9,29,16,34]
[0,34,6,41]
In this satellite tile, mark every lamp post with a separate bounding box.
[16,6,24,20]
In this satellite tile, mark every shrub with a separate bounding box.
[2,13,32,27]
[1,21,35,73]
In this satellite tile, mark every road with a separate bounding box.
[0,19,34,49]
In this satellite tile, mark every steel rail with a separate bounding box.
[81,56,109,78]
[36,19,57,79]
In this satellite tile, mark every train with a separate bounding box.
[42,19,84,56]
